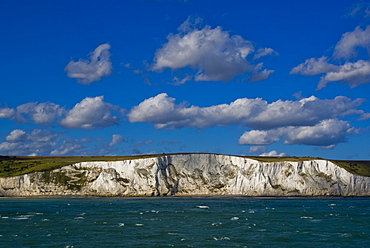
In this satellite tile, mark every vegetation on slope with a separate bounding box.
[0,153,370,178]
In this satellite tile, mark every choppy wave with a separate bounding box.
[0,197,369,247]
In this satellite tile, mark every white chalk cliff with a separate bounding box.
[1,154,369,196]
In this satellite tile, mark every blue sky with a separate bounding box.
[1,0,370,159]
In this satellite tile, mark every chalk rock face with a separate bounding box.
[1,154,370,196]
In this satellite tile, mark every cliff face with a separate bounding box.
[1,154,370,196]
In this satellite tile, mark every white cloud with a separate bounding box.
[109,134,124,147]
[359,112,370,120]
[152,18,274,82]
[253,48,278,59]
[333,25,370,59]
[317,60,370,89]
[247,69,274,82]
[59,96,121,129]
[128,93,365,130]
[0,107,15,119]
[0,129,58,156]
[239,129,281,145]
[128,93,186,125]
[50,138,85,155]
[15,102,65,124]
[239,119,356,147]
[6,129,26,142]
[248,146,267,154]
[290,56,338,76]
[292,25,370,89]
[260,150,287,157]
[283,119,356,146]
[65,44,112,84]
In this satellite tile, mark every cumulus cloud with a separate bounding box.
[6,129,27,142]
[292,25,370,89]
[128,93,365,130]
[0,129,59,156]
[239,119,356,147]
[0,107,15,119]
[238,129,281,145]
[59,96,121,129]
[0,102,64,124]
[152,18,274,82]
[65,44,112,84]
[260,150,287,157]
[284,119,356,146]
[317,60,370,89]
[15,102,65,124]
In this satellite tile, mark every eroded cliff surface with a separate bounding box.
[1,154,369,196]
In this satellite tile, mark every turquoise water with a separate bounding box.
[0,197,369,247]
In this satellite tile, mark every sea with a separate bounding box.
[0,197,369,248]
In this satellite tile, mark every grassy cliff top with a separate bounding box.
[1,153,370,177]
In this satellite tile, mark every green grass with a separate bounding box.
[329,160,370,177]
[0,154,166,177]
[0,153,369,178]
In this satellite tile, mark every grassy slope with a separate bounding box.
[0,153,370,177]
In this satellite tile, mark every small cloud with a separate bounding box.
[293,91,303,100]
[134,140,153,148]
[169,75,192,86]
[51,138,85,156]
[260,150,287,157]
[359,113,370,120]
[247,69,274,82]
[0,107,15,119]
[248,145,267,154]
[315,144,336,150]
[253,48,278,59]
[65,44,112,84]
[317,60,370,90]
[59,96,122,129]
[6,129,27,142]
[15,102,65,125]
[290,56,338,76]
[109,134,124,147]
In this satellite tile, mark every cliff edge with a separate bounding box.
[1,154,369,196]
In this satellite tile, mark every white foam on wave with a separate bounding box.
[212,222,222,226]
[230,217,239,220]
[118,223,125,227]
[135,224,144,226]
[196,206,209,209]
[300,216,313,219]
[12,214,34,220]
[213,237,230,241]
